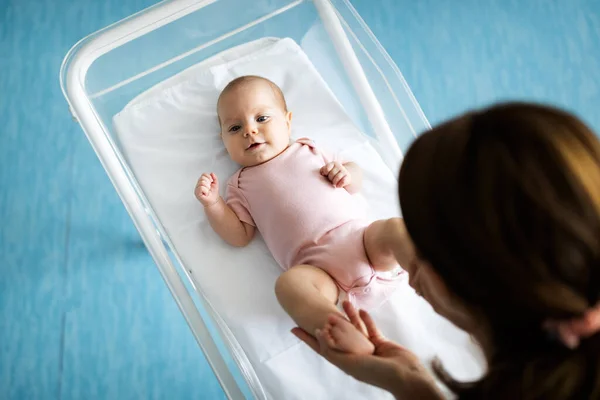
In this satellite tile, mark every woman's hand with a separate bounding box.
[292,301,443,399]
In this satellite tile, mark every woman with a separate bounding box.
[293,102,600,399]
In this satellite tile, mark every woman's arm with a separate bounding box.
[390,367,444,400]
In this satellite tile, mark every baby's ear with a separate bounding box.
[216,117,223,138]
[286,111,293,131]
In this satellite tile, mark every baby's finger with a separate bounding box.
[200,187,210,196]
[316,329,340,355]
[314,330,368,376]
[337,175,350,188]
[201,174,212,183]
[321,162,334,176]
[199,183,211,193]
[327,166,341,182]
[322,328,338,349]
[201,178,213,189]
[210,173,218,183]
[196,176,206,186]
[332,171,347,187]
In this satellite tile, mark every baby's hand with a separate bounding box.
[195,172,220,207]
[321,161,351,188]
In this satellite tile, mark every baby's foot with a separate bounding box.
[321,315,375,355]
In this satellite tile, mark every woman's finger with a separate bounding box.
[291,328,320,353]
[359,309,386,342]
[314,331,389,384]
[342,301,367,335]
[295,326,399,389]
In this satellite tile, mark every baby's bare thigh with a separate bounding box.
[275,264,339,304]
[364,217,405,271]
[275,265,342,334]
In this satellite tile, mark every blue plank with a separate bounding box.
[0,0,73,397]
[352,0,600,131]
[0,0,226,398]
[60,140,225,400]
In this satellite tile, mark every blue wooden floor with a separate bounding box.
[1,0,598,399]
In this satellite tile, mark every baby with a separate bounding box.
[195,75,413,355]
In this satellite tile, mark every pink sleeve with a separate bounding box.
[295,138,346,165]
[225,183,256,226]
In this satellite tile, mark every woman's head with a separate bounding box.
[398,102,600,398]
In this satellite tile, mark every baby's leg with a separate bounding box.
[364,218,416,272]
[275,265,340,335]
[275,265,374,354]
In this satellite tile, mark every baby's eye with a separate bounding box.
[257,115,269,123]
[229,125,241,133]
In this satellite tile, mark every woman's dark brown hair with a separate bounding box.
[399,102,600,399]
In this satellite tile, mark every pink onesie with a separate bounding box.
[226,138,401,309]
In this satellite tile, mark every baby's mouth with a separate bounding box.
[246,142,265,151]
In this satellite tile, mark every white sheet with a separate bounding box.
[113,37,485,399]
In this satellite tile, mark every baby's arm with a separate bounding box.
[320,161,363,194]
[195,173,255,247]
[205,198,255,247]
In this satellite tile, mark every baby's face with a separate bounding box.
[218,80,292,167]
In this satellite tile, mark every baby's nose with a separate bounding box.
[244,124,258,136]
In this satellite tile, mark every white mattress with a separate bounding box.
[113,37,485,399]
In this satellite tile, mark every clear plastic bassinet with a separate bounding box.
[60,0,434,398]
